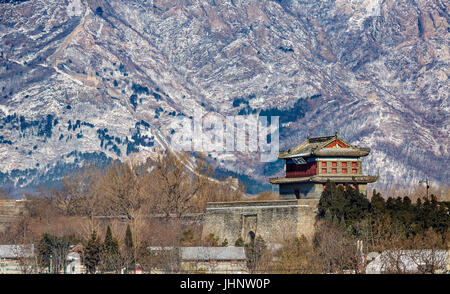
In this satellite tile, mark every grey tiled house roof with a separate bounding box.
[0,245,34,258]
[180,247,246,261]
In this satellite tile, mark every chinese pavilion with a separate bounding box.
[269,133,377,199]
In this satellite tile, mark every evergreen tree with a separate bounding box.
[397,197,413,232]
[317,180,336,218]
[245,235,267,273]
[385,197,396,223]
[394,197,403,210]
[318,180,346,223]
[234,237,244,247]
[205,233,219,246]
[402,196,412,212]
[422,198,432,230]
[180,229,195,246]
[318,181,369,226]
[124,224,135,273]
[84,231,101,274]
[370,190,386,216]
[343,184,369,224]
[428,196,449,236]
[125,224,133,249]
[317,184,449,251]
[95,6,103,16]
[220,239,229,247]
[102,225,120,272]
[37,233,53,271]
[104,226,119,254]
[416,198,422,210]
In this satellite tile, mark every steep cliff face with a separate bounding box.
[0,0,448,192]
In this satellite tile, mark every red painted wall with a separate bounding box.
[286,161,318,178]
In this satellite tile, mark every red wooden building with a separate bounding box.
[270,133,377,199]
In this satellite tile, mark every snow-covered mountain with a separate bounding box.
[0,0,448,194]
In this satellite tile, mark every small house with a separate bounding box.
[180,246,248,274]
[0,244,35,274]
[366,250,448,274]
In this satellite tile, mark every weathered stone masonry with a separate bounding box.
[202,199,319,243]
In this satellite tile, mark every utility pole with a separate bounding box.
[419,178,430,199]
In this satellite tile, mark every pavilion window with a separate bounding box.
[332,162,337,167]
[322,162,327,167]
[332,168,337,174]
[342,162,347,168]
[342,168,347,174]
[352,162,357,168]
[352,168,357,174]
[322,168,327,174]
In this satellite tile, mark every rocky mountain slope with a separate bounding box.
[0,0,448,194]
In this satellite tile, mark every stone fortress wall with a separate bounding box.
[202,199,319,244]
[0,200,26,233]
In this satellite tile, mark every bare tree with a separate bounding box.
[13,245,39,274]
[56,166,102,217]
[148,152,211,218]
[144,246,180,274]
[410,228,448,274]
[0,189,12,200]
[377,236,413,274]
[313,221,358,273]
[99,159,150,221]
[273,236,320,273]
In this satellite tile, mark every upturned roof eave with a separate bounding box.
[278,152,312,159]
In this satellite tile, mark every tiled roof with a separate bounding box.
[278,134,370,159]
[180,247,246,261]
[0,244,34,258]
[366,250,448,274]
